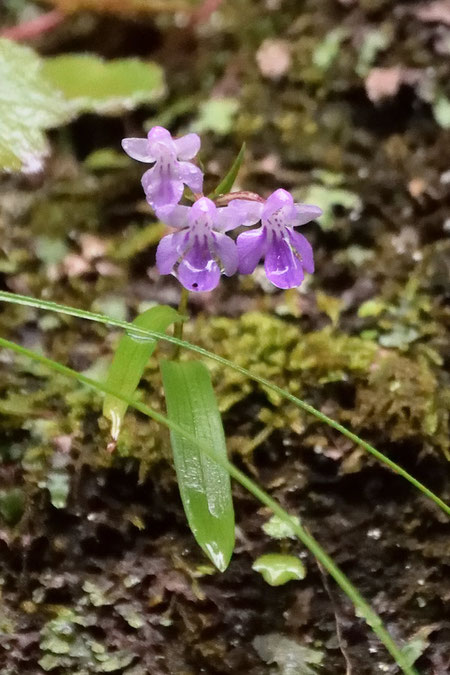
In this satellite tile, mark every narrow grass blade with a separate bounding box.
[103,306,181,441]
[0,291,448,518]
[0,334,420,675]
[210,142,245,197]
[161,359,235,572]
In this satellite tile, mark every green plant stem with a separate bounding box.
[0,334,419,675]
[174,287,189,359]
[0,290,448,517]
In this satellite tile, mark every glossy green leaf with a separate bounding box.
[161,360,235,571]
[0,38,67,172]
[211,142,246,197]
[42,54,165,116]
[103,306,181,440]
[252,553,306,586]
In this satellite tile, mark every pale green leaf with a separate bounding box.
[193,97,239,135]
[103,306,181,441]
[433,94,450,129]
[0,38,67,172]
[42,54,166,115]
[252,553,306,586]
[313,28,348,72]
[253,634,323,675]
[161,360,235,571]
[262,514,300,540]
[302,184,362,230]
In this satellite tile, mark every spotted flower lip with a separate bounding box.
[228,188,322,289]
[155,197,242,293]
[121,126,203,209]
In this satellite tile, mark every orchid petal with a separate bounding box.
[180,162,204,193]
[236,228,267,274]
[156,230,190,274]
[147,126,173,144]
[121,138,154,163]
[188,197,216,226]
[290,203,323,226]
[265,236,304,289]
[211,232,238,276]
[142,166,184,209]
[174,133,201,160]
[227,199,263,226]
[177,240,221,292]
[155,204,190,228]
[262,188,294,220]
[287,229,315,274]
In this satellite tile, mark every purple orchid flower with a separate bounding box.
[155,197,241,293]
[229,189,322,289]
[121,126,203,209]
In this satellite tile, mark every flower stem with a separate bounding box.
[174,287,189,359]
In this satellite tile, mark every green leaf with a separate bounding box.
[161,360,235,571]
[46,471,70,509]
[253,634,323,675]
[313,28,348,72]
[41,54,166,116]
[0,488,25,525]
[262,514,300,540]
[433,94,450,129]
[211,142,246,197]
[103,306,181,440]
[0,38,67,172]
[302,183,362,231]
[252,553,306,586]
[193,97,239,135]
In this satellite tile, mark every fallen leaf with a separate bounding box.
[365,66,422,103]
[256,39,292,80]
[414,0,450,26]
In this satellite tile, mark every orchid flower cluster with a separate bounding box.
[122,126,322,293]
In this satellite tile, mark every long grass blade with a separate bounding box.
[0,291,447,517]
[0,334,420,675]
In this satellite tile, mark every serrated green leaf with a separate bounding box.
[161,360,235,571]
[211,142,246,197]
[42,54,165,115]
[103,306,181,440]
[0,38,68,172]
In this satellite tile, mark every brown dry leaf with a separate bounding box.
[44,0,196,16]
[365,66,422,103]
[414,0,450,26]
[256,39,292,80]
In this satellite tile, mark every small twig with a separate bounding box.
[215,191,264,206]
[1,9,65,41]
[316,557,354,675]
